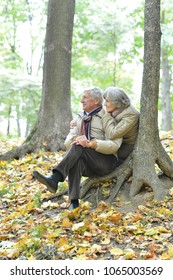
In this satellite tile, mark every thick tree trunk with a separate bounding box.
[129,0,173,201]
[0,0,75,160]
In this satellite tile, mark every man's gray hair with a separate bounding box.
[84,87,103,104]
[103,87,130,108]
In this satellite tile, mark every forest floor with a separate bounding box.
[0,132,173,260]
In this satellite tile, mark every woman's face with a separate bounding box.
[105,98,117,113]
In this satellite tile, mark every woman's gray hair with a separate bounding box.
[84,87,103,104]
[103,87,130,108]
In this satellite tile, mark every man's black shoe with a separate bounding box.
[69,200,79,211]
[33,171,58,193]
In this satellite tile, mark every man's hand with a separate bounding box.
[72,135,91,148]
[72,135,97,149]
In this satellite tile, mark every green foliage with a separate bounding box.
[0,0,47,137]
[0,0,172,135]
[0,0,29,69]
[0,71,41,136]
[72,0,136,91]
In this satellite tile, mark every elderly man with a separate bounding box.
[33,87,122,210]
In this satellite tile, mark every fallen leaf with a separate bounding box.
[110,247,123,256]
[72,222,85,231]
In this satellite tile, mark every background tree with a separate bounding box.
[0,0,75,159]
[160,0,173,131]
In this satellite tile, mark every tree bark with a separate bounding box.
[0,0,75,160]
[129,0,173,201]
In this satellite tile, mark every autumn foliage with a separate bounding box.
[0,134,173,260]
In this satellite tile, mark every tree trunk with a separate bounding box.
[0,0,75,160]
[160,10,172,131]
[160,50,172,131]
[130,0,173,201]
[16,105,21,137]
[7,105,12,135]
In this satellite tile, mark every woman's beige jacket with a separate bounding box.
[102,105,139,145]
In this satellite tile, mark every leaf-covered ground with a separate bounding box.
[0,133,173,260]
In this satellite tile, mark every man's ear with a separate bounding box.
[95,98,100,105]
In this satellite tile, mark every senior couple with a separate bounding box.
[33,86,139,210]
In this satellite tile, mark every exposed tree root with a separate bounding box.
[42,189,68,202]
[0,124,66,161]
[157,141,173,178]
[130,140,173,201]
[0,142,36,161]
[80,155,132,202]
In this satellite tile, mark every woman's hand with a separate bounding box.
[70,119,77,129]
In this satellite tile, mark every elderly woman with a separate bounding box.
[103,87,140,163]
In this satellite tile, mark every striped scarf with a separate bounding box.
[82,105,102,140]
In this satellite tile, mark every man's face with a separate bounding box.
[81,91,100,112]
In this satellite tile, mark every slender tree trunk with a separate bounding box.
[7,105,11,135]
[160,10,172,131]
[161,50,172,131]
[16,105,21,137]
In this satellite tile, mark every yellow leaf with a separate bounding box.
[25,174,33,181]
[145,228,158,236]
[58,244,74,252]
[76,247,87,254]
[169,187,173,197]
[110,247,123,256]
[57,236,68,248]
[108,213,122,223]
[3,248,20,259]
[102,189,110,196]
[101,237,110,245]
[72,222,85,231]
[90,244,102,253]
[0,234,14,241]
[168,244,173,258]
[157,226,170,233]
[124,249,136,260]
[161,252,171,260]
[131,212,142,222]
[28,255,36,260]
[61,218,72,228]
